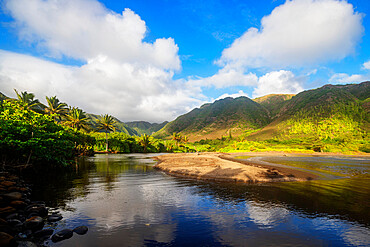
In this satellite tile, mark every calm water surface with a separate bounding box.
[29,154,370,246]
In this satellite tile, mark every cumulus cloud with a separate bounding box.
[252,70,304,98]
[215,90,250,100]
[187,67,258,88]
[0,50,201,122]
[328,73,370,84]
[218,0,363,69]
[363,60,370,70]
[4,0,180,70]
[0,0,203,122]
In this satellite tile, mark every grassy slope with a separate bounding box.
[253,94,295,119]
[154,96,270,141]
[247,82,370,142]
[125,121,168,135]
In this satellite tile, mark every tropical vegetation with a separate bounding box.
[1,81,369,170]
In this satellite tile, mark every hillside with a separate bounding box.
[0,92,8,102]
[154,96,270,141]
[253,94,295,119]
[247,81,370,142]
[125,121,168,135]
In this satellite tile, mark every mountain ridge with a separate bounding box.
[155,81,369,142]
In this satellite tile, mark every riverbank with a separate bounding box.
[154,153,319,183]
[0,169,88,246]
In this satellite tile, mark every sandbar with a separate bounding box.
[154,153,318,183]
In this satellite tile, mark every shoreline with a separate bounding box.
[154,152,321,183]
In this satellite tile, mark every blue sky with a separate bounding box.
[0,0,369,122]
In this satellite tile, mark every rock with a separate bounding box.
[47,214,63,222]
[0,231,16,246]
[29,201,45,206]
[26,206,48,217]
[10,201,27,209]
[33,229,54,238]
[0,207,16,217]
[5,214,18,221]
[24,216,44,231]
[16,241,38,247]
[0,219,10,233]
[73,226,88,235]
[2,192,22,201]
[0,218,8,226]
[7,219,22,227]
[1,181,16,187]
[26,212,39,219]
[51,229,73,242]
[17,232,28,240]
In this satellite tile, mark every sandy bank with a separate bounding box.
[154,153,318,183]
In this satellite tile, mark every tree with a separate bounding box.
[14,89,42,111]
[172,132,182,147]
[96,114,116,152]
[65,107,90,131]
[182,135,189,144]
[0,100,79,167]
[44,96,68,122]
[139,134,151,153]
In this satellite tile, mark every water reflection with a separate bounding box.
[27,154,370,246]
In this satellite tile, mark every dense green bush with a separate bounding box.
[0,100,92,167]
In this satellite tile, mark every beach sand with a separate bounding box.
[154,152,319,183]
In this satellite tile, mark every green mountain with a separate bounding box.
[125,121,168,135]
[253,94,295,119]
[247,81,369,141]
[0,92,8,102]
[154,96,270,141]
[154,82,369,146]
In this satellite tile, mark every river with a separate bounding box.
[29,153,370,246]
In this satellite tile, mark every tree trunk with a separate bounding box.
[105,131,108,152]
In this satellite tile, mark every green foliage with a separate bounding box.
[64,107,91,131]
[14,89,43,112]
[0,100,92,167]
[96,114,117,151]
[139,134,151,152]
[91,132,167,153]
[96,114,117,132]
[44,96,68,121]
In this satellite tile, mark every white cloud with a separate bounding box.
[187,67,258,88]
[252,70,304,98]
[0,0,203,122]
[215,90,250,100]
[4,0,180,70]
[218,0,363,69]
[363,60,370,70]
[328,73,370,84]
[0,51,200,122]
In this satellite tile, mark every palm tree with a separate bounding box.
[65,107,90,131]
[182,135,189,144]
[172,132,182,147]
[96,114,116,152]
[44,96,68,122]
[139,134,151,153]
[14,89,42,111]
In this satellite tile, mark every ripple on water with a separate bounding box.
[28,154,370,247]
